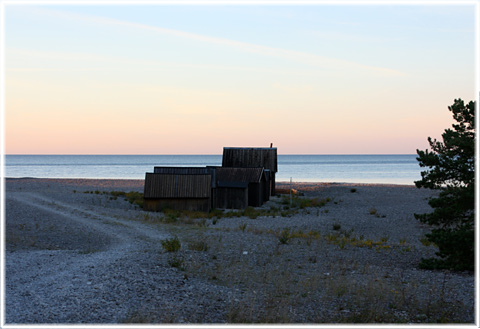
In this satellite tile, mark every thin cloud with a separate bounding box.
[6,47,312,76]
[32,7,406,77]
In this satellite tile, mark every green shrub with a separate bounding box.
[106,191,144,208]
[278,228,292,244]
[243,207,258,219]
[124,191,144,208]
[168,254,185,269]
[239,223,247,232]
[165,213,178,223]
[209,208,224,218]
[161,236,181,252]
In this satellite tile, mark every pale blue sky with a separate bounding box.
[3,1,478,154]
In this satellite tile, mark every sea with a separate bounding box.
[4,154,422,185]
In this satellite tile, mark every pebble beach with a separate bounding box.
[4,178,475,325]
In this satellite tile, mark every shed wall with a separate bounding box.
[248,182,263,207]
[213,187,248,209]
[144,198,211,212]
[144,173,211,198]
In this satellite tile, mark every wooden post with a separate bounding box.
[290,177,292,206]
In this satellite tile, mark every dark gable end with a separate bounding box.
[222,147,277,196]
[222,147,277,173]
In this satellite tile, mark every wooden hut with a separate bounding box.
[214,167,268,208]
[222,147,277,195]
[154,166,217,187]
[213,181,249,210]
[143,173,211,212]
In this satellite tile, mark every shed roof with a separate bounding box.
[215,167,265,183]
[154,167,213,175]
[222,147,277,172]
[144,173,211,199]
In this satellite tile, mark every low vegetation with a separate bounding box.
[160,236,181,252]
[163,227,469,324]
[89,190,333,226]
[85,190,144,208]
[79,187,472,323]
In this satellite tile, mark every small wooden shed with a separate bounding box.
[213,181,249,210]
[222,147,278,196]
[143,173,212,212]
[214,167,268,208]
[154,166,217,188]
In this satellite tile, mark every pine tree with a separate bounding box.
[415,98,475,271]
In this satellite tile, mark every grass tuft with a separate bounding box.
[161,236,181,252]
[278,228,292,244]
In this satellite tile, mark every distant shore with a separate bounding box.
[4,177,416,191]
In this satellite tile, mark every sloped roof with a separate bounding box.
[144,173,211,199]
[154,167,213,175]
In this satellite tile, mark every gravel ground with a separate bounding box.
[3,178,476,326]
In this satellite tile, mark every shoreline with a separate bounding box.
[4,177,417,188]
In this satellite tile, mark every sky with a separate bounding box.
[2,1,478,154]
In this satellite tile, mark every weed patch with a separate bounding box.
[278,228,292,244]
[161,236,181,252]
[86,190,144,208]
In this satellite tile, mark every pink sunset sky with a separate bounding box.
[2,1,478,154]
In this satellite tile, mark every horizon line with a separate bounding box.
[3,153,418,156]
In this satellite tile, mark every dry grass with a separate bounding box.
[85,188,472,323]
[161,226,471,324]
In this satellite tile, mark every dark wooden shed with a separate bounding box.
[222,147,277,195]
[214,167,268,207]
[213,181,249,210]
[143,173,211,212]
[154,166,218,187]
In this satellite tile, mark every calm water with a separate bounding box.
[4,154,421,185]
